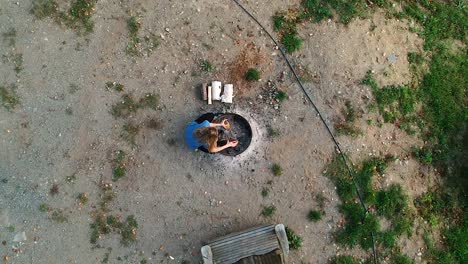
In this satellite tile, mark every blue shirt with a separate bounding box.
[185,120,210,150]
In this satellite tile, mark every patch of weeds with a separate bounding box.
[102,252,110,264]
[126,16,141,56]
[335,123,362,137]
[2,28,16,47]
[7,225,15,232]
[111,94,139,118]
[261,205,276,217]
[65,106,73,115]
[324,154,414,252]
[120,215,138,245]
[315,193,326,209]
[31,0,58,19]
[285,227,302,250]
[166,138,177,146]
[121,122,140,146]
[271,163,282,176]
[0,85,20,110]
[111,93,160,118]
[245,68,261,81]
[69,83,80,94]
[267,126,280,138]
[391,253,415,264]
[127,16,141,36]
[31,0,97,34]
[275,90,288,102]
[49,183,59,196]
[138,93,159,110]
[140,259,147,264]
[361,71,417,124]
[50,209,67,223]
[65,173,77,183]
[145,118,163,130]
[78,193,89,205]
[200,59,215,72]
[39,203,50,212]
[281,31,302,53]
[411,146,433,164]
[307,210,322,222]
[106,82,124,92]
[407,52,425,65]
[261,187,269,198]
[112,150,126,182]
[330,255,358,264]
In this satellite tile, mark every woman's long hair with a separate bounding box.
[194,127,218,152]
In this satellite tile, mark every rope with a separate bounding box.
[230,0,378,262]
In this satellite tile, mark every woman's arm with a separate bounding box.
[209,119,230,129]
[208,140,238,153]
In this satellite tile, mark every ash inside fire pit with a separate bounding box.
[214,113,252,156]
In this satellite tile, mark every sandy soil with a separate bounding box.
[0,1,435,263]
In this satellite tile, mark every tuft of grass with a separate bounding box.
[301,0,333,23]
[112,150,126,181]
[245,68,261,81]
[200,59,215,72]
[267,126,280,138]
[121,122,140,146]
[31,0,97,34]
[50,184,59,196]
[50,209,67,223]
[285,227,302,250]
[275,90,288,102]
[335,123,361,137]
[78,193,89,205]
[110,93,159,118]
[106,82,124,92]
[138,93,160,110]
[31,0,58,19]
[145,118,163,130]
[261,205,276,217]
[66,173,77,183]
[261,187,269,198]
[281,31,302,53]
[307,210,322,222]
[271,163,283,176]
[324,154,414,251]
[127,16,141,36]
[39,203,50,212]
[2,28,17,47]
[111,94,139,118]
[0,85,20,110]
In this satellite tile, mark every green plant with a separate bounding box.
[267,126,280,138]
[127,16,141,36]
[307,210,322,222]
[281,31,302,53]
[275,90,288,102]
[285,227,302,250]
[391,254,415,264]
[39,203,50,212]
[138,93,159,110]
[0,85,20,110]
[261,187,269,198]
[271,163,282,176]
[112,150,126,181]
[111,94,138,118]
[200,59,215,72]
[31,0,58,19]
[78,193,89,205]
[51,209,67,223]
[106,82,124,92]
[121,123,140,146]
[245,68,261,81]
[2,28,17,47]
[261,205,276,217]
[335,123,361,137]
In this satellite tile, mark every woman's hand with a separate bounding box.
[227,139,238,148]
[222,119,231,130]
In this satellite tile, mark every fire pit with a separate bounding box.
[213,113,252,156]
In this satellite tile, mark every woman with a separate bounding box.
[185,113,238,153]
